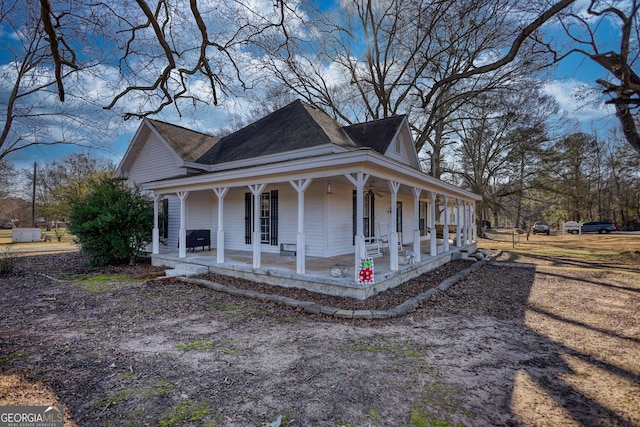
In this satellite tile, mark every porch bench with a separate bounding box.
[280,243,297,256]
[184,229,211,252]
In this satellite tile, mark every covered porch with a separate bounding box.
[152,236,478,300]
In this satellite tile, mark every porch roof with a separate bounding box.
[142,148,481,201]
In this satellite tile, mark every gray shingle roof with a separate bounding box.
[149,100,406,166]
[147,119,220,163]
[343,115,406,153]
[197,100,360,164]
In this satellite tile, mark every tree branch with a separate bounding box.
[420,0,576,109]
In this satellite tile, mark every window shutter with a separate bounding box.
[244,192,251,244]
[270,190,278,246]
[370,193,375,237]
[161,198,169,239]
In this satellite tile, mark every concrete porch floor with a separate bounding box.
[152,239,477,300]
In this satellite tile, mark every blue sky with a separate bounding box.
[0,0,625,171]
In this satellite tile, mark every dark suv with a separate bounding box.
[581,221,617,234]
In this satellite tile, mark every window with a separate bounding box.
[260,193,270,244]
[245,190,278,245]
[352,190,375,243]
[419,201,428,236]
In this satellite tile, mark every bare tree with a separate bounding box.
[37,0,297,119]
[0,0,117,162]
[451,86,559,232]
[260,0,567,178]
[553,0,640,154]
[0,159,16,199]
[1,0,298,161]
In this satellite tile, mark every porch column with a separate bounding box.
[177,191,189,258]
[443,195,450,252]
[462,201,469,245]
[388,181,400,271]
[412,187,421,263]
[249,184,266,269]
[213,187,229,264]
[471,203,477,242]
[429,191,437,256]
[467,202,473,243]
[345,172,369,276]
[456,198,462,247]
[290,179,312,274]
[152,193,160,255]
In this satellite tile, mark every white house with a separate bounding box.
[117,100,481,299]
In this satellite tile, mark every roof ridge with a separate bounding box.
[298,101,337,145]
[147,118,217,138]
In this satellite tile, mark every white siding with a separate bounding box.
[165,195,180,249]
[186,191,216,237]
[301,183,327,257]
[127,133,185,185]
[220,182,330,257]
[326,183,356,256]
[384,132,410,164]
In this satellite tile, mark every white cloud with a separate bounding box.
[542,79,614,123]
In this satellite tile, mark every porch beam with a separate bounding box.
[213,187,229,264]
[412,187,421,263]
[248,184,266,269]
[429,191,437,256]
[152,193,160,255]
[177,191,189,258]
[388,181,400,271]
[443,195,450,252]
[289,179,312,274]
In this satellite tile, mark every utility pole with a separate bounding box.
[32,162,36,226]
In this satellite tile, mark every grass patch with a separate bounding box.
[177,338,214,352]
[409,410,464,427]
[159,400,221,427]
[479,232,640,268]
[341,338,428,361]
[144,380,174,398]
[0,351,28,366]
[95,380,175,412]
[73,273,133,293]
[409,383,470,427]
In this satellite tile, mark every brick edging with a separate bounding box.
[175,257,490,319]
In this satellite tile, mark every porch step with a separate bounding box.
[165,263,209,277]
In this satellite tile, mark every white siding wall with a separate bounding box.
[301,183,326,257]
[127,133,185,185]
[165,195,180,249]
[384,134,409,164]
[186,191,216,232]
[326,184,356,256]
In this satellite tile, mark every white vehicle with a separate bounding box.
[563,221,582,234]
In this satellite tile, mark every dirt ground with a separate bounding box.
[1,246,639,426]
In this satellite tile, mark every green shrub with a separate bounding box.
[68,177,153,266]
